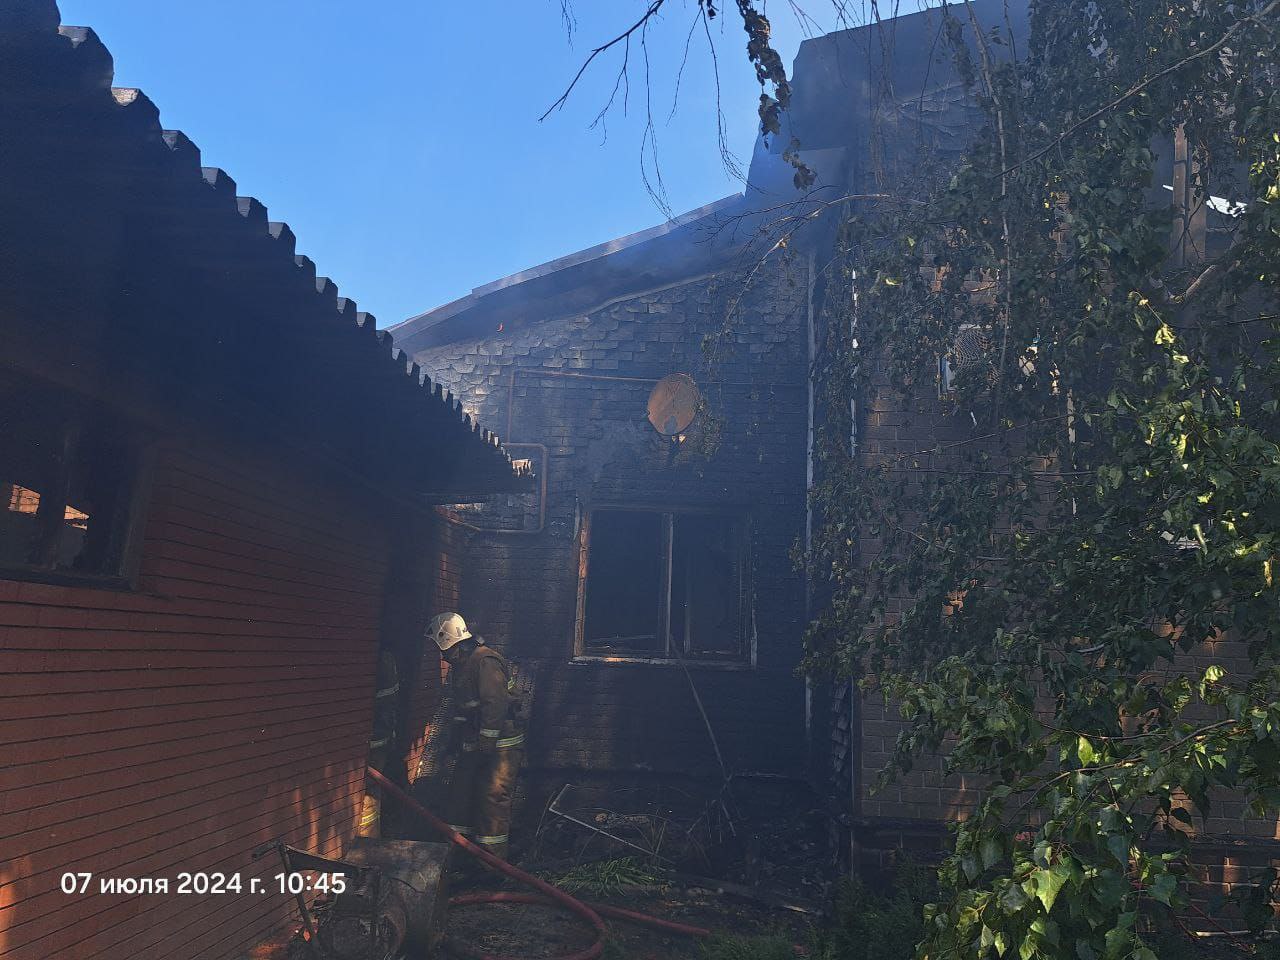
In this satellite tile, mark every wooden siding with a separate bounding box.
[0,440,391,960]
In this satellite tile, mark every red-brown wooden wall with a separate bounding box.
[0,437,421,959]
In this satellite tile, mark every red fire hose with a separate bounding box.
[365,766,710,960]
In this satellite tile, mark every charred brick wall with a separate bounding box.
[411,262,812,778]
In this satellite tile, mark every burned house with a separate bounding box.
[384,2,1025,801]
[0,4,524,958]
[390,207,814,780]
[386,0,1032,861]
[3,0,1271,954]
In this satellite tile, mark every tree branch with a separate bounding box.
[960,0,1016,432]
[1000,0,1280,178]
[541,1,669,122]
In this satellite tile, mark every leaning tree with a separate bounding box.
[555,1,1280,955]
[800,1,1280,957]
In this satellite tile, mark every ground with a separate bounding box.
[442,775,829,959]
[251,774,1268,959]
[248,776,830,958]
[445,878,815,960]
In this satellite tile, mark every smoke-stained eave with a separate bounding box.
[389,193,749,353]
[0,1,530,497]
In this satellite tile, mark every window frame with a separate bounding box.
[0,378,155,591]
[573,503,754,667]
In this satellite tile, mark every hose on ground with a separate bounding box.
[367,766,711,960]
[366,766,604,960]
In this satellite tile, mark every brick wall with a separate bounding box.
[411,262,812,777]
[841,348,1280,913]
[829,339,987,837]
[0,437,398,960]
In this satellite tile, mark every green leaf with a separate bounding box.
[1106,833,1130,866]
[1000,881,1030,913]
[981,836,1003,870]
[1077,736,1096,766]
[1148,872,1178,906]
[1103,921,1134,960]
[1031,862,1072,912]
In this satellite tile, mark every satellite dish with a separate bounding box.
[647,373,700,437]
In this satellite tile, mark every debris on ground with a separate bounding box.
[441,776,829,959]
[547,857,669,897]
[524,776,830,896]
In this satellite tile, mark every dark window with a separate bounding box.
[0,373,146,585]
[670,514,746,659]
[582,510,665,654]
[581,508,748,661]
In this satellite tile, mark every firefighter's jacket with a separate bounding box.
[449,644,522,754]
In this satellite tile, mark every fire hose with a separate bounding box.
[365,766,712,960]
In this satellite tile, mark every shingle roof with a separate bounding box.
[390,193,744,348]
[0,0,531,497]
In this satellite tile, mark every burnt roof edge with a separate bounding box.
[388,193,749,352]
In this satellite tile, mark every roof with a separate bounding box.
[0,0,530,499]
[396,193,743,340]
[390,0,1027,355]
[389,192,755,353]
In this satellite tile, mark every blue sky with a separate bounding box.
[55,1,864,327]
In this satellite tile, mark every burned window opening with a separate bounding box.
[580,508,748,662]
[0,372,147,585]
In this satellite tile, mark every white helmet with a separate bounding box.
[428,612,472,651]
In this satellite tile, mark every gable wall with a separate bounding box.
[411,261,812,777]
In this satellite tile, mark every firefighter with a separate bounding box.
[428,612,524,861]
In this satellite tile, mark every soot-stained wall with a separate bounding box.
[411,260,812,777]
